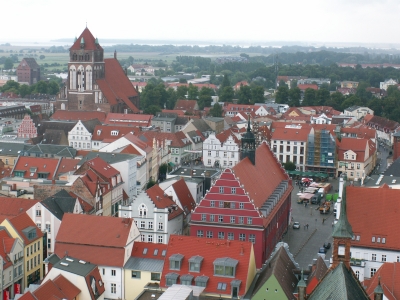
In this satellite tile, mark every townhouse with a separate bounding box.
[68,118,102,150]
[202,131,240,168]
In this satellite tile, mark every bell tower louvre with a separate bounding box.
[56,27,139,114]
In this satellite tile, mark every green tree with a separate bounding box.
[275,86,289,104]
[179,78,187,83]
[166,88,178,109]
[315,88,330,105]
[283,161,296,171]
[35,81,48,94]
[198,87,214,109]
[251,85,265,104]
[3,58,13,70]
[209,102,223,117]
[219,86,234,102]
[341,95,362,111]
[237,85,252,104]
[146,178,156,189]
[1,80,20,93]
[187,83,199,99]
[19,84,30,97]
[302,88,316,106]
[144,105,162,115]
[176,85,188,99]
[39,55,45,60]
[47,81,59,95]
[219,74,231,92]
[288,87,301,107]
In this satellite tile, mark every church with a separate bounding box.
[56,27,140,113]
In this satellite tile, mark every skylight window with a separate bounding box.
[143,248,148,255]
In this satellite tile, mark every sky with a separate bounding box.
[2,0,400,46]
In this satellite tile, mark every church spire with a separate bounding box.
[332,174,353,239]
[240,115,256,165]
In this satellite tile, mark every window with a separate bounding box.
[111,283,116,294]
[216,151,219,157]
[148,221,153,229]
[139,204,147,217]
[372,236,375,242]
[239,216,244,224]
[228,232,234,240]
[219,201,224,208]
[166,274,178,286]
[158,223,164,230]
[208,151,211,156]
[370,268,377,277]
[197,230,204,237]
[206,231,213,238]
[111,269,116,276]
[37,223,41,229]
[382,238,386,244]
[372,254,376,261]
[47,239,51,249]
[247,217,252,225]
[218,232,225,239]
[230,216,235,223]
[218,215,224,223]
[249,234,256,244]
[46,224,51,233]
[140,221,145,229]
[239,233,246,241]
[148,235,153,242]
[217,283,227,290]
[239,203,244,209]
[151,273,161,281]
[210,200,215,207]
[201,214,206,221]
[36,210,41,216]
[131,271,141,279]
[158,236,163,243]
[382,255,387,262]
[189,256,203,272]
[219,187,224,193]
[169,254,183,270]
[355,271,360,279]
[397,256,400,262]
[210,215,215,222]
[141,234,145,242]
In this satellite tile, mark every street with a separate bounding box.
[283,177,340,269]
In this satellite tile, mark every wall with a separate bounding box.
[124,269,161,299]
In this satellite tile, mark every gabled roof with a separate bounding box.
[91,125,141,142]
[5,212,43,244]
[41,190,78,221]
[55,158,80,177]
[13,156,61,180]
[364,262,400,300]
[33,275,80,300]
[20,58,40,69]
[364,115,400,131]
[341,126,376,140]
[306,256,329,295]
[96,58,139,113]
[139,131,192,148]
[171,179,196,215]
[51,110,106,122]
[125,242,167,272]
[79,151,138,165]
[347,185,400,251]
[55,214,135,267]
[81,119,102,134]
[160,235,255,296]
[0,228,16,269]
[174,99,198,112]
[298,84,318,90]
[270,126,310,142]
[70,27,103,51]
[190,119,212,133]
[145,185,184,221]
[308,262,369,300]
[122,132,153,153]
[0,197,39,219]
[338,138,375,162]
[52,275,82,299]
[76,157,120,179]
[25,144,77,158]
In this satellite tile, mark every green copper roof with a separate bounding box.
[374,277,384,294]
[332,175,353,239]
[297,269,307,288]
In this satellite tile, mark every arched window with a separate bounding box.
[72,53,77,61]
[139,204,147,217]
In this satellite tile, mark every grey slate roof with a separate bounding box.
[308,263,369,300]
[37,120,75,136]
[82,119,102,134]
[45,253,61,265]
[41,189,77,220]
[78,152,138,166]
[191,119,212,133]
[383,157,400,177]
[53,255,97,277]
[124,257,164,272]
[25,144,77,158]
[175,117,189,126]
[41,129,67,145]
[22,58,40,69]
[186,131,202,144]
[0,142,25,155]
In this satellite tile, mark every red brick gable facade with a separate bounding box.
[18,115,37,138]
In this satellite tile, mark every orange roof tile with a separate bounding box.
[13,157,61,180]
[51,110,106,122]
[216,129,240,144]
[92,125,140,142]
[104,113,152,126]
[364,262,400,300]
[298,84,318,90]
[18,292,36,300]
[271,126,310,141]
[55,158,80,177]
[70,27,102,51]
[131,241,167,258]
[160,235,254,296]
[7,212,43,244]
[0,197,39,217]
[53,275,81,299]
[338,138,375,162]
[171,179,196,214]
[146,185,184,221]
[34,278,72,300]
[120,144,142,155]
[174,99,198,112]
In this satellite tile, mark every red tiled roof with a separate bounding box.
[6,212,43,244]
[68,192,94,213]
[34,277,75,300]
[55,158,80,177]
[341,126,376,140]
[53,274,81,299]
[233,143,291,210]
[92,125,140,142]
[270,126,310,142]
[104,113,152,126]
[13,157,61,180]
[298,84,318,90]
[139,131,192,148]
[122,133,153,153]
[160,235,255,296]
[338,138,375,162]
[51,110,106,122]
[171,179,196,214]
[96,59,139,113]
[131,81,148,87]
[216,129,240,144]
[70,27,102,51]
[146,185,184,221]
[174,99,198,112]
[85,267,106,299]
[0,229,15,269]
[364,115,400,131]
[18,292,36,300]
[131,241,167,258]
[80,157,120,179]
[348,185,400,251]
[120,144,142,155]
[55,214,134,267]
[0,197,39,217]
[364,262,400,300]
[161,109,186,116]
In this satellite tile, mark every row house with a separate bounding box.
[79,152,140,200]
[344,105,374,120]
[340,126,377,143]
[297,78,331,86]
[363,262,400,299]
[363,114,400,146]
[0,227,24,300]
[379,78,398,90]
[1,213,44,290]
[202,132,240,168]
[74,157,125,217]
[26,190,84,255]
[276,75,308,88]
[337,137,377,180]
[174,99,199,114]
[151,113,183,133]
[118,184,184,245]
[68,118,102,150]
[17,115,37,139]
[54,214,140,300]
[91,125,141,150]
[182,118,213,140]
[191,124,293,268]
[104,113,153,127]
[160,235,256,299]
[184,130,204,161]
[224,103,269,117]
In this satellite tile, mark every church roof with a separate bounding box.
[308,262,369,300]
[332,176,353,239]
[70,27,102,51]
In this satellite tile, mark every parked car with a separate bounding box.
[323,242,331,249]
[292,222,300,229]
[318,247,327,254]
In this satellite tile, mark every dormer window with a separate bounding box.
[97,130,101,135]
[180,274,194,286]
[165,273,179,286]
[189,255,203,272]
[213,257,238,277]
[111,130,119,136]
[195,275,209,287]
[169,254,184,270]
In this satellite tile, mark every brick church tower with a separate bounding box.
[57,27,140,113]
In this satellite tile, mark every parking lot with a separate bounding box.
[283,177,340,269]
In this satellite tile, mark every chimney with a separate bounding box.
[114,50,117,59]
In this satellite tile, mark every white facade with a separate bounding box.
[68,120,92,150]
[380,78,398,91]
[344,106,374,119]
[159,177,204,204]
[26,200,82,254]
[271,139,307,171]
[310,113,332,124]
[118,191,183,245]
[202,133,239,168]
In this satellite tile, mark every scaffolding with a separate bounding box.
[306,129,336,176]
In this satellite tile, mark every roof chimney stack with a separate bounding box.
[114,50,117,59]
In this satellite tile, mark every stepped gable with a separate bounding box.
[146,185,184,221]
[70,27,102,51]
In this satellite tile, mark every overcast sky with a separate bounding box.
[2,0,400,46]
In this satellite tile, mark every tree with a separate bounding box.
[198,87,214,109]
[237,85,252,104]
[47,81,59,95]
[4,58,13,70]
[187,83,199,99]
[288,87,301,107]
[283,161,296,171]
[35,81,48,94]
[146,178,156,189]
[179,78,187,83]
[176,85,188,99]
[251,85,265,104]
[240,53,250,59]
[209,102,223,117]
[302,88,316,106]
[275,86,289,104]
[39,55,45,60]
[144,105,162,116]
[19,84,30,97]
[315,88,330,106]
[219,86,234,102]
[1,80,20,93]
[220,74,231,91]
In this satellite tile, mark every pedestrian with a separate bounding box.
[306,224,309,230]
[305,202,308,208]
[322,218,325,224]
